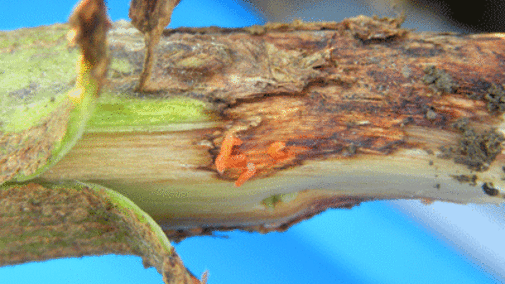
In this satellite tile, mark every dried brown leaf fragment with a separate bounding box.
[129,0,181,92]
[68,0,111,93]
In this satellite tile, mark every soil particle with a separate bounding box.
[455,128,504,171]
[482,182,500,196]
[422,65,457,94]
[440,119,504,171]
[485,83,505,113]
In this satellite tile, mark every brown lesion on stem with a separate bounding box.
[187,15,505,183]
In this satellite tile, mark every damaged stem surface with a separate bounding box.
[37,16,505,239]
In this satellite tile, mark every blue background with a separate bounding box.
[1,0,504,283]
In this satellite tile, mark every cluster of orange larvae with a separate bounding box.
[215,134,295,187]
